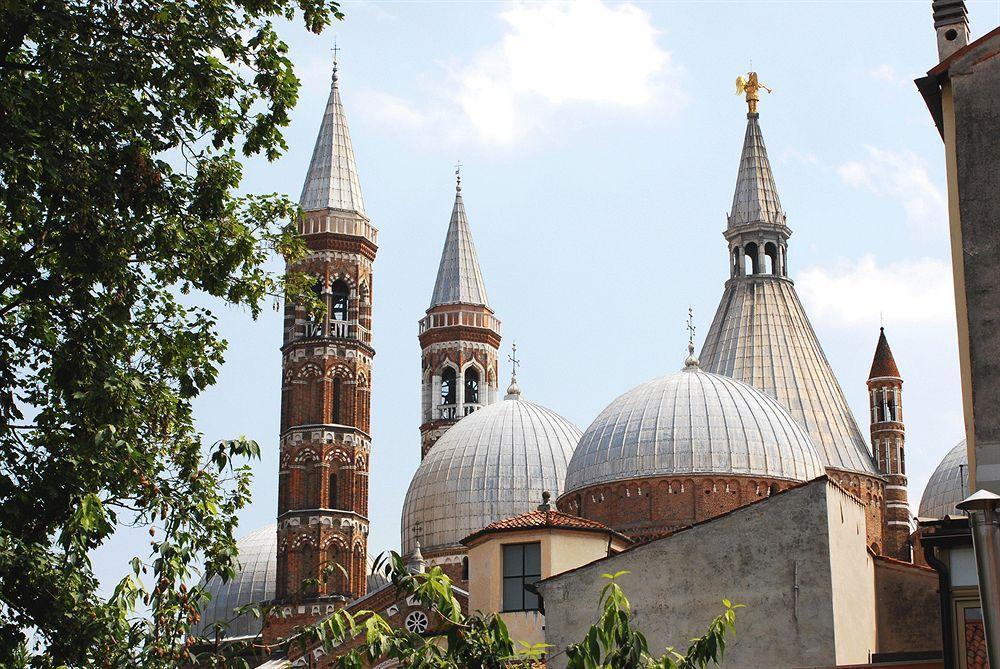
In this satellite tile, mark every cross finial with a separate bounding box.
[412,521,423,541]
[455,161,462,192]
[331,40,340,84]
[508,341,520,379]
[684,307,700,369]
[505,342,522,399]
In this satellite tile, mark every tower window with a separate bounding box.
[764,242,778,275]
[744,242,759,275]
[440,367,456,405]
[331,280,349,321]
[464,368,480,404]
[502,542,542,612]
[462,556,469,580]
[332,377,342,424]
[328,473,338,509]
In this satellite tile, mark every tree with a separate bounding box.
[273,555,741,669]
[0,1,342,666]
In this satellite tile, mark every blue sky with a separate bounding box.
[96,0,1000,588]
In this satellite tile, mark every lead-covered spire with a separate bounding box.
[299,55,366,215]
[429,171,489,308]
[728,112,785,229]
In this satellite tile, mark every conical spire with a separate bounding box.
[299,55,366,215]
[429,172,489,308]
[728,113,784,230]
[869,327,901,379]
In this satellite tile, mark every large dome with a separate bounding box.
[194,524,276,640]
[919,439,970,519]
[563,362,824,494]
[401,391,580,555]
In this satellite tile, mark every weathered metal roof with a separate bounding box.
[700,278,877,475]
[563,362,824,493]
[869,327,901,379]
[193,524,276,640]
[728,113,784,229]
[401,395,580,555]
[299,66,366,215]
[429,183,489,308]
[919,439,969,519]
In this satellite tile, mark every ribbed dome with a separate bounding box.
[919,439,970,519]
[194,524,276,640]
[401,395,580,555]
[564,365,824,494]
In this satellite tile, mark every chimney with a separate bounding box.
[933,0,970,61]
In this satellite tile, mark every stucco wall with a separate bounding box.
[466,528,622,648]
[873,557,942,654]
[826,487,877,663]
[539,479,875,669]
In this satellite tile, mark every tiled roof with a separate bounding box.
[299,67,366,215]
[869,327,901,379]
[429,184,489,308]
[462,508,628,545]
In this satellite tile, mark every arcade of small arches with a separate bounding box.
[423,357,498,423]
[278,448,369,518]
[293,269,373,344]
[281,362,372,433]
[729,240,787,278]
[277,529,368,599]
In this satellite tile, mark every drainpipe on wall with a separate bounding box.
[958,490,1000,666]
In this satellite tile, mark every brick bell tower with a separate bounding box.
[271,56,375,635]
[868,327,911,560]
[418,170,501,458]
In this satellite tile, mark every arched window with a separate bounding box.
[464,368,480,404]
[764,242,777,275]
[440,368,456,405]
[461,556,469,580]
[331,280,349,321]
[731,246,741,277]
[744,242,759,275]
[328,472,338,509]
[332,377,342,424]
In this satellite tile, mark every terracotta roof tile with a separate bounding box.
[461,509,629,546]
[869,327,901,379]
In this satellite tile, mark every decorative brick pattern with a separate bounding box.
[266,205,377,642]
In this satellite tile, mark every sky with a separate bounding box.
[96,0,1000,590]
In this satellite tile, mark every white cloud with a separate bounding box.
[781,147,819,166]
[869,64,897,84]
[359,0,682,147]
[838,146,947,233]
[797,255,954,328]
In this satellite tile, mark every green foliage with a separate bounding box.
[268,558,740,669]
[0,0,342,666]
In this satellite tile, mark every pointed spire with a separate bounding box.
[429,169,489,308]
[869,327,902,379]
[299,52,366,215]
[728,110,784,230]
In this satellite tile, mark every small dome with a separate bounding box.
[194,524,276,640]
[919,439,970,519]
[564,366,824,493]
[401,396,580,555]
[194,524,386,640]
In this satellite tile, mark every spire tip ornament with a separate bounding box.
[684,306,700,369]
[505,341,521,398]
[736,71,771,115]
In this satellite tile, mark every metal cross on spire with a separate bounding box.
[331,40,340,83]
[508,341,520,380]
[685,307,700,368]
[455,161,462,192]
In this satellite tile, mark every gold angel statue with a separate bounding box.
[736,72,772,113]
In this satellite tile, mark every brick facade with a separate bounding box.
[557,474,804,542]
[266,207,378,643]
